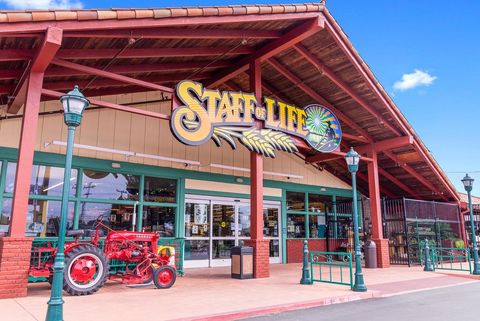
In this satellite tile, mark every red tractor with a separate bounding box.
[29,216,177,295]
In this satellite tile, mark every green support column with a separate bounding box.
[305,192,310,239]
[332,195,338,239]
[0,161,7,212]
[176,178,185,238]
[281,189,287,264]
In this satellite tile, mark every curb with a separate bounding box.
[170,291,377,321]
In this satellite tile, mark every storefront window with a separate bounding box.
[238,205,250,237]
[336,197,353,214]
[287,214,305,238]
[184,240,209,260]
[4,162,17,193]
[212,204,235,237]
[212,240,235,259]
[144,177,176,203]
[308,194,331,213]
[82,170,139,201]
[142,206,175,237]
[185,202,209,237]
[0,198,12,236]
[78,202,135,231]
[286,191,305,211]
[26,199,74,237]
[309,215,326,238]
[30,165,77,196]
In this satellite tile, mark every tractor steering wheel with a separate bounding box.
[93,215,104,228]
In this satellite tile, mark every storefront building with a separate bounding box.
[0,2,461,298]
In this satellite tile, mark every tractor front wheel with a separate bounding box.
[153,266,176,289]
[63,244,109,295]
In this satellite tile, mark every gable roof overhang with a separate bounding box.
[0,2,459,202]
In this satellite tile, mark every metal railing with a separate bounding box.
[431,247,472,273]
[310,251,353,288]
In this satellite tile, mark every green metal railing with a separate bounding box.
[431,247,471,273]
[29,236,185,283]
[309,251,353,288]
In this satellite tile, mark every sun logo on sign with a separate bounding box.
[304,104,342,153]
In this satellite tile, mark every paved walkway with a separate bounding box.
[1,264,478,321]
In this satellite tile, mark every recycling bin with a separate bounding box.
[364,239,377,268]
[231,246,253,279]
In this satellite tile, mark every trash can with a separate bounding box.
[231,246,253,279]
[364,239,377,268]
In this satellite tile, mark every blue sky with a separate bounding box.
[2,0,480,194]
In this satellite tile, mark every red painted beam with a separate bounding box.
[8,27,63,114]
[267,57,374,142]
[367,151,384,239]
[342,133,369,143]
[41,89,170,120]
[294,44,403,137]
[0,12,323,35]
[65,28,282,39]
[9,72,44,236]
[207,17,324,88]
[306,150,374,163]
[0,61,231,80]
[51,58,174,93]
[355,135,413,154]
[0,46,255,62]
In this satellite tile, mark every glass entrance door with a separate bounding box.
[184,196,281,268]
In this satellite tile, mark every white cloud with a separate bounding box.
[0,0,83,9]
[393,69,437,91]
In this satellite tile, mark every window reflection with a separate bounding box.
[26,199,74,237]
[78,202,138,231]
[0,198,12,236]
[308,194,332,213]
[286,191,305,211]
[185,203,209,237]
[4,162,17,193]
[263,208,279,237]
[30,165,77,196]
[144,177,176,203]
[142,206,175,237]
[82,170,139,200]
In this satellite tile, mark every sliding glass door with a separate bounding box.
[184,195,281,268]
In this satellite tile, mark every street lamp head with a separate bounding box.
[462,173,474,192]
[60,85,89,127]
[345,147,360,173]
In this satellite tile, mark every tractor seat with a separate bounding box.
[66,229,85,237]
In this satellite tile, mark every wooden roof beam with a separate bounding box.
[41,89,170,120]
[7,27,62,114]
[377,167,423,199]
[355,135,413,154]
[306,150,374,164]
[294,44,403,136]
[267,57,373,142]
[0,46,255,62]
[51,58,174,93]
[64,28,282,39]
[383,150,449,201]
[207,17,325,88]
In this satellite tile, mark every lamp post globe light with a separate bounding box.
[462,174,480,275]
[46,86,89,321]
[345,147,367,292]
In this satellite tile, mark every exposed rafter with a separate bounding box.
[355,136,413,154]
[207,17,325,88]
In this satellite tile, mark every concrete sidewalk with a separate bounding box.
[1,264,478,321]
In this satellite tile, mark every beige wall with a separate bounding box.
[0,92,350,190]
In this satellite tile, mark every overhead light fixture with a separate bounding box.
[209,163,303,179]
[45,141,201,166]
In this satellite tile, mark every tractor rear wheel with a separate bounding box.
[63,244,109,295]
[153,266,176,289]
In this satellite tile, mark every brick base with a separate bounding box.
[0,237,33,299]
[286,239,327,263]
[243,239,270,278]
[372,238,390,268]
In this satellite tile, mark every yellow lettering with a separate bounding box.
[264,97,280,128]
[296,108,309,137]
[243,93,257,123]
[277,101,288,131]
[201,89,221,119]
[229,92,245,123]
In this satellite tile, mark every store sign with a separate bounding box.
[171,80,342,158]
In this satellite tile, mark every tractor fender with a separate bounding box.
[64,242,98,255]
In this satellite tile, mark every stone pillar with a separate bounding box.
[371,238,390,268]
[0,237,33,298]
